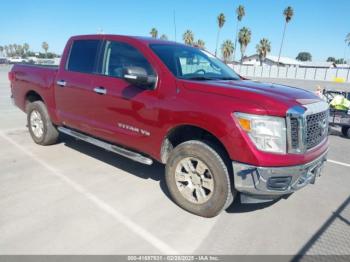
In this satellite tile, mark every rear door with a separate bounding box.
[55,39,102,132]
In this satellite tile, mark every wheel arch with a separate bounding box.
[24,90,44,110]
[160,124,231,165]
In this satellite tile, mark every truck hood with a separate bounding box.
[182,79,321,116]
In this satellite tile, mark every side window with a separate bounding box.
[102,41,155,78]
[67,40,100,73]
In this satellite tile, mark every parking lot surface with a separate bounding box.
[0,65,349,255]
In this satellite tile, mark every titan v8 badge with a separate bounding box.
[117,122,150,136]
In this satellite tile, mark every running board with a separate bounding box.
[58,127,153,165]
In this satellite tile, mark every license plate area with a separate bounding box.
[307,163,322,184]
[297,161,323,186]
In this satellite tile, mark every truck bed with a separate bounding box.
[10,63,58,115]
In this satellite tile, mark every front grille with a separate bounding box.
[306,110,328,149]
[290,117,299,149]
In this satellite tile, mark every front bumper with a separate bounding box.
[232,150,328,202]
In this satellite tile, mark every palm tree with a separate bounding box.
[9,44,14,57]
[150,28,158,38]
[13,44,18,56]
[183,30,194,45]
[256,38,271,65]
[17,45,24,57]
[196,39,206,49]
[23,43,30,54]
[0,46,3,56]
[238,27,251,63]
[42,42,49,58]
[233,5,245,61]
[215,13,226,56]
[4,46,8,57]
[346,33,350,46]
[221,40,234,63]
[344,33,350,63]
[277,6,294,63]
[160,34,168,40]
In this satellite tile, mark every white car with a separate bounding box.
[8,57,28,64]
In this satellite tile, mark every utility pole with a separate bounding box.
[173,9,177,42]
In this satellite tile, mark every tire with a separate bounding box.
[165,140,234,217]
[27,101,59,145]
[341,126,350,138]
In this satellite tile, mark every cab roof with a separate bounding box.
[70,34,182,46]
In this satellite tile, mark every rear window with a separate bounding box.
[67,40,100,73]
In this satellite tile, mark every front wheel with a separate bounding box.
[165,140,234,217]
[27,101,59,145]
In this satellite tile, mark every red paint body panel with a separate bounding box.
[10,34,328,167]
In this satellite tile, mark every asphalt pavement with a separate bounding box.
[0,65,349,255]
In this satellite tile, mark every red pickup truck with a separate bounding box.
[9,35,329,217]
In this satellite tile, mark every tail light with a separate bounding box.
[8,71,15,81]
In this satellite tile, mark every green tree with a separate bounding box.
[327,57,336,62]
[238,27,251,63]
[335,58,346,64]
[215,13,226,56]
[17,45,24,57]
[160,34,168,40]
[0,46,3,56]
[296,52,312,61]
[150,28,158,38]
[42,42,49,58]
[256,38,271,65]
[277,6,294,63]
[195,39,206,49]
[183,30,194,45]
[233,5,245,61]
[221,40,234,63]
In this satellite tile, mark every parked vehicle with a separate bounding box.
[8,57,28,64]
[323,89,350,138]
[9,35,329,217]
[0,57,8,64]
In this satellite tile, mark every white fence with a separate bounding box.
[230,65,350,83]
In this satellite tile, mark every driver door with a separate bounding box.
[88,40,160,152]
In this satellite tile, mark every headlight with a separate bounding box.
[234,112,287,154]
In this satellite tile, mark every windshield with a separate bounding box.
[150,44,240,81]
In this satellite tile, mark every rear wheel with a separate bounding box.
[341,126,350,138]
[165,140,234,217]
[27,101,59,145]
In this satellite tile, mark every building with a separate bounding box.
[241,54,349,69]
[242,54,300,67]
[299,61,334,68]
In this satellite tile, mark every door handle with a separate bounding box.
[56,80,66,87]
[93,87,107,95]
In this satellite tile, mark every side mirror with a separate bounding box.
[123,66,156,89]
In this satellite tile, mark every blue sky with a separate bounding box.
[1,0,349,61]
